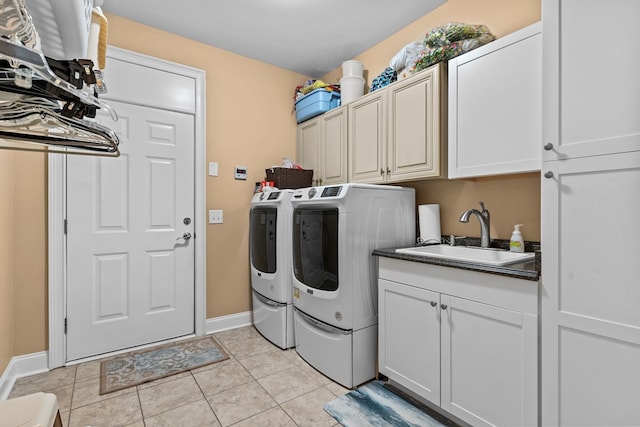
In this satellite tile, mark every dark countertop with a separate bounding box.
[373,238,541,281]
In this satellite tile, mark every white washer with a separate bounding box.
[290,183,415,388]
[250,189,295,349]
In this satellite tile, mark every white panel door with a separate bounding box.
[66,100,195,361]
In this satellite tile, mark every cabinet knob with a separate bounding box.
[380,168,384,176]
[430,301,437,307]
[544,171,554,179]
[386,167,391,175]
[544,143,554,151]
[440,304,448,310]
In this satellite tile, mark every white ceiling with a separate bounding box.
[101,0,446,78]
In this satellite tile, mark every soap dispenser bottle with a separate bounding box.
[510,224,525,253]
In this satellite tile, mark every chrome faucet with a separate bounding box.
[459,201,491,248]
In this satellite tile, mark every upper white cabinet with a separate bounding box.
[379,257,538,427]
[541,1,640,425]
[542,1,640,161]
[296,117,321,185]
[349,63,446,183]
[388,65,446,182]
[347,89,387,183]
[296,106,348,186]
[320,106,348,185]
[448,22,542,178]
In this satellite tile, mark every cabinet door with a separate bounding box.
[321,106,347,185]
[388,64,445,182]
[441,294,537,427]
[542,0,640,161]
[449,23,541,178]
[378,279,441,404]
[296,118,321,185]
[541,151,640,427]
[348,90,386,183]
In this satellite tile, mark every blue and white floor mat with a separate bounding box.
[324,380,449,427]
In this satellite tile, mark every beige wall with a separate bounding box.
[408,173,541,241]
[12,152,48,355]
[0,150,47,374]
[0,0,542,374]
[0,151,14,373]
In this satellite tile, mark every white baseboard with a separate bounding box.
[206,311,252,335]
[0,352,49,401]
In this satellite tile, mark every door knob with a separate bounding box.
[177,232,192,241]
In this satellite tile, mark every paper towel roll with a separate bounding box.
[418,204,441,244]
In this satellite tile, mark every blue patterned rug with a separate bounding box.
[324,381,449,427]
[99,336,229,394]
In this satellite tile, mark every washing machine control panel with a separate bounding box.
[293,185,344,200]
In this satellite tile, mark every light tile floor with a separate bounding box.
[9,326,350,426]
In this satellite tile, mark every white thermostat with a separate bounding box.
[234,166,247,180]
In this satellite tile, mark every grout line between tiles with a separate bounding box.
[190,370,224,426]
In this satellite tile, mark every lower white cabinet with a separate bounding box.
[541,151,640,426]
[378,257,538,427]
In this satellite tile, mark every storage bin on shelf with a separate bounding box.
[265,167,313,189]
[295,89,340,123]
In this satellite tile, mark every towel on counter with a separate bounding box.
[86,7,108,69]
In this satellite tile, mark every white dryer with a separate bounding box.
[290,183,415,388]
[250,189,295,349]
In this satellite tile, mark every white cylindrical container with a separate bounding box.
[342,60,363,78]
[418,204,441,244]
[340,75,365,104]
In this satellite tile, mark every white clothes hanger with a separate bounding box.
[0,0,120,155]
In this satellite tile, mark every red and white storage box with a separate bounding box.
[295,89,341,123]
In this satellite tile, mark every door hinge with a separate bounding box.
[64,318,67,334]
[63,219,68,235]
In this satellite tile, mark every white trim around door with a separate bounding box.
[48,46,207,368]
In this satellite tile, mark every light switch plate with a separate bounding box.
[209,209,223,224]
[208,162,219,177]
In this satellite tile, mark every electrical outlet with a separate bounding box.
[209,209,223,224]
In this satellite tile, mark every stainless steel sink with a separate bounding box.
[395,244,535,266]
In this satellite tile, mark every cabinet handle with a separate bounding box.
[386,167,391,175]
[380,168,384,176]
[543,143,554,151]
[430,301,437,307]
[544,171,554,179]
[440,304,448,310]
